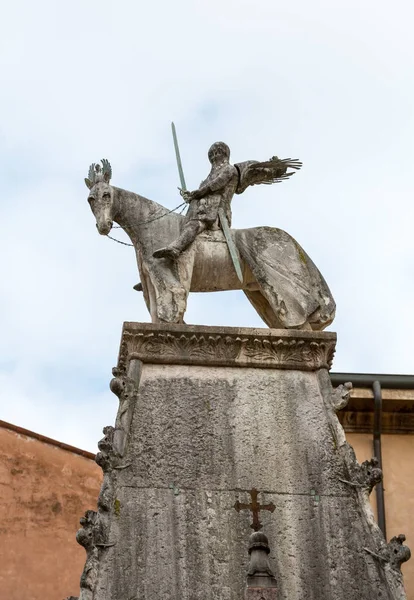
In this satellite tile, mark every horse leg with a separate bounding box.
[159,282,188,323]
[167,260,192,323]
[147,270,190,324]
[148,283,161,323]
[243,290,285,329]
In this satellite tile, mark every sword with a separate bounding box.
[218,208,244,283]
[171,123,243,283]
[171,122,187,192]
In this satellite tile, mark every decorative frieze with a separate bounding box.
[117,322,336,372]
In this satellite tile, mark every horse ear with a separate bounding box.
[85,178,92,189]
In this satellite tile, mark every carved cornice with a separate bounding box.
[117,323,336,372]
[337,387,414,434]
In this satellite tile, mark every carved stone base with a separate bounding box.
[117,322,337,372]
[76,323,409,600]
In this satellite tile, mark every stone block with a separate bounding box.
[77,324,407,600]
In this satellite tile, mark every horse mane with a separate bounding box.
[112,185,184,218]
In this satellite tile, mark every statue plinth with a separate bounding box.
[75,323,408,600]
[118,321,337,372]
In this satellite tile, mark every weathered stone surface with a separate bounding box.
[78,324,408,600]
[246,589,277,599]
[95,488,391,600]
[119,364,350,496]
[85,158,335,329]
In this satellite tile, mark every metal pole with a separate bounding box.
[373,380,387,539]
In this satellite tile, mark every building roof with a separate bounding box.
[0,419,96,460]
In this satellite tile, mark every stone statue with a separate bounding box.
[85,150,336,330]
[153,142,298,261]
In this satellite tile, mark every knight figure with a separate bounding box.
[153,141,301,261]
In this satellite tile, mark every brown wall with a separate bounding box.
[0,424,102,600]
[349,433,414,599]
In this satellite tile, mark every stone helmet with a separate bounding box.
[208,141,230,163]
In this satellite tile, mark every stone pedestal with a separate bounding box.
[76,323,409,600]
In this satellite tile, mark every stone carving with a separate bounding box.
[363,535,411,599]
[110,367,139,458]
[318,370,411,599]
[379,535,412,572]
[247,532,277,579]
[95,426,118,516]
[346,447,411,600]
[246,532,278,599]
[240,337,335,369]
[74,366,140,600]
[359,457,383,494]
[340,447,383,494]
[95,426,117,473]
[85,155,335,329]
[124,332,241,363]
[76,426,122,599]
[76,511,101,600]
[117,323,337,373]
[119,331,241,369]
[331,381,353,411]
[234,489,275,532]
[152,143,300,261]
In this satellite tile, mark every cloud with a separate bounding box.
[1,0,413,451]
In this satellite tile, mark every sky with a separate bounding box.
[1,0,413,452]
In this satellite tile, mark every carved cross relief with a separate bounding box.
[234,488,276,531]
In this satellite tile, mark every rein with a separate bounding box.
[106,201,186,248]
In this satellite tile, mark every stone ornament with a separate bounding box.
[117,322,337,373]
[76,510,101,600]
[95,426,117,474]
[318,370,411,599]
[234,489,276,532]
[75,370,140,600]
[382,535,411,572]
[246,532,278,599]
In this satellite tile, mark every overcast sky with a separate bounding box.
[1,0,413,452]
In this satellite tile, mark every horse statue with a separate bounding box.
[85,159,335,330]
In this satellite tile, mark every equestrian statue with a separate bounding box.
[84,145,335,330]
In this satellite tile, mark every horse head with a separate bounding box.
[85,159,115,235]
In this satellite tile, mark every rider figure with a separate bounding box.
[153,141,238,260]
